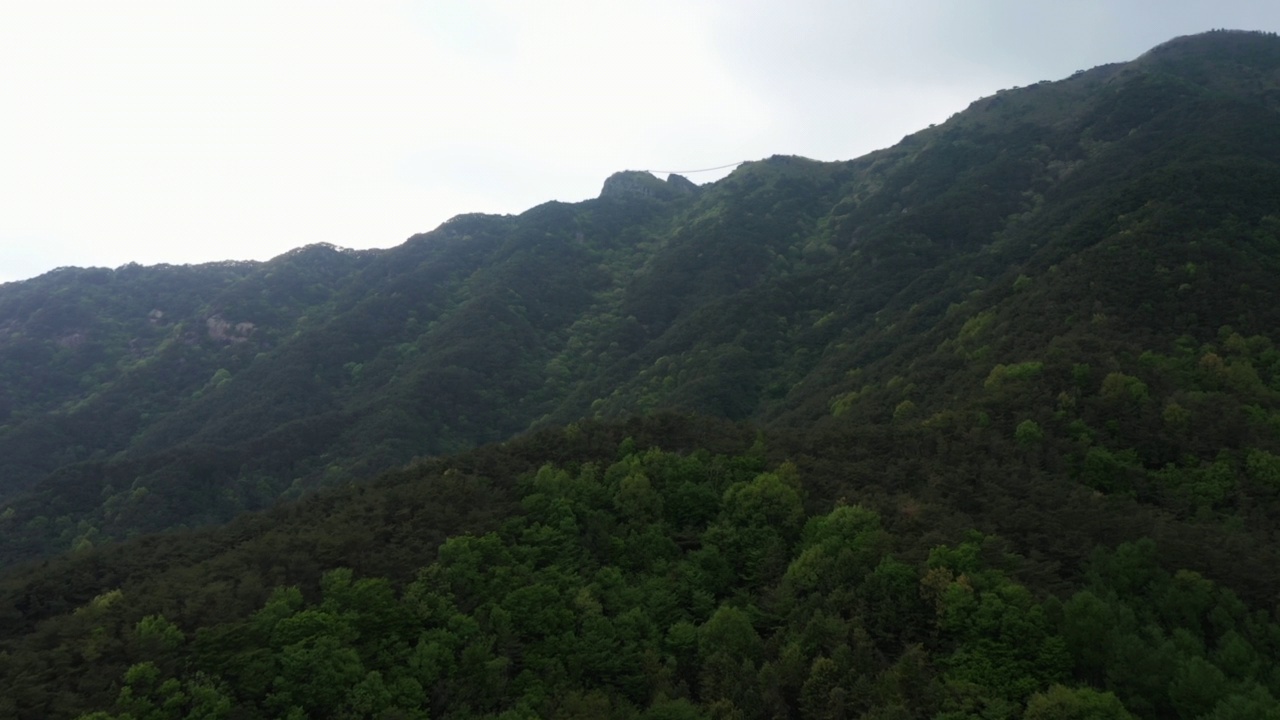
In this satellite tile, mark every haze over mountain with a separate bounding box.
[3,30,1280,720]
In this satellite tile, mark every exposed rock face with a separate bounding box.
[57,332,85,349]
[600,171,666,199]
[600,171,701,200]
[206,315,255,343]
[665,173,698,194]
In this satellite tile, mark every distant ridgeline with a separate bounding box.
[3,30,1280,719]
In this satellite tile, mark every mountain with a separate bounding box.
[5,32,1280,566]
[3,28,1280,719]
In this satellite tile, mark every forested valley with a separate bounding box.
[3,29,1280,719]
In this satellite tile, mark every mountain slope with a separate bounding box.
[4,29,1280,720]
[1,30,1279,567]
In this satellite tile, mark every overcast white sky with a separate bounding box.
[2,1,1278,284]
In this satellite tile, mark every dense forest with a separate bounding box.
[3,29,1280,719]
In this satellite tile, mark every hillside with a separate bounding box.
[3,31,1277,567]
[2,28,1280,719]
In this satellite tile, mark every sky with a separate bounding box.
[2,1,1279,284]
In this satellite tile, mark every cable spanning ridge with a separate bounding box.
[643,161,745,175]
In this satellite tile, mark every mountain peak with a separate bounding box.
[600,170,699,200]
[1143,28,1279,53]
[1134,28,1280,70]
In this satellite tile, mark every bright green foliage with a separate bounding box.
[1100,372,1150,405]
[1016,419,1045,446]
[1080,447,1139,494]
[892,399,917,422]
[82,662,234,720]
[31,434,1280,720]
[930,538,1071,709]
[1153,455,1238,510]
[703,466,805,583]
[986,361,1044,389]
[53,450,1119,720]
[1246,449,1280,487]
[136,614,184,652]
[784,505,889,597]
[1024,685,1135,719]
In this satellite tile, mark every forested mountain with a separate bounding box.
[3,29,1280,719]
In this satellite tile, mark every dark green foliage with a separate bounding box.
[3,28,1280,720]
[5,31,1280,567]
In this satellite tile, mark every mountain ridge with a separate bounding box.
[0,29,1278,564]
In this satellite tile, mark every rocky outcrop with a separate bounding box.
[206,315,255,343]
[600,171,701,200]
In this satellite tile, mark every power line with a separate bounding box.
[644,161,745,175]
